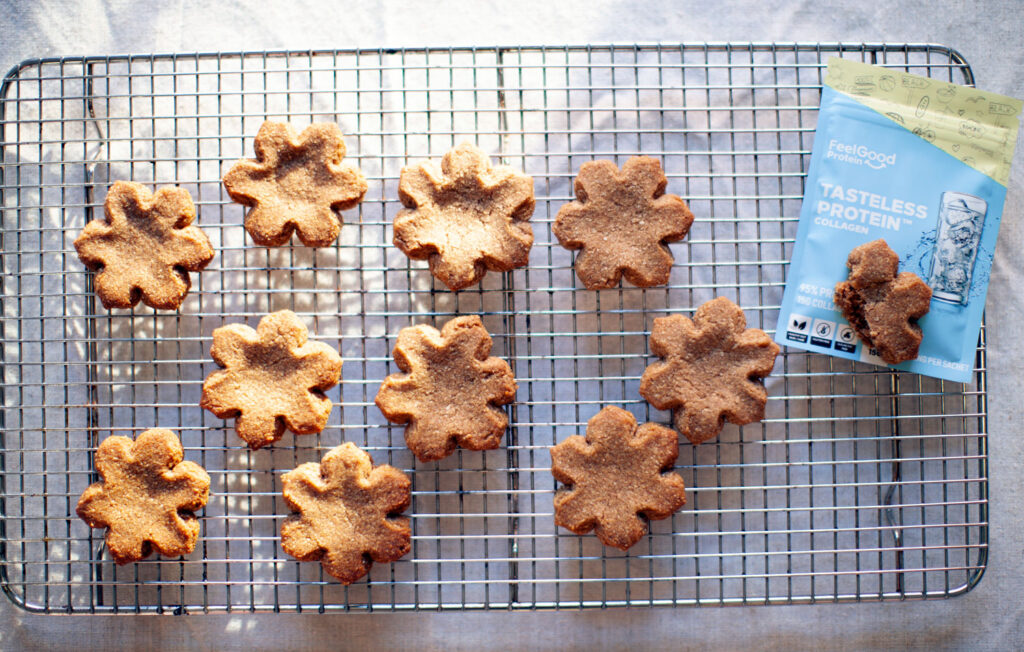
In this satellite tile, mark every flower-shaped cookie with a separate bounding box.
[76,429,210,564]
[833,239,932,364]
[281,442,411,584]
[552,157,694,289]
[200,310,343,449]
[375,315,517,462]
[222,121,367,247]
[550,406,686,550]
[74,181,215,310]
[393,142,535,290]
[639,297,780,445]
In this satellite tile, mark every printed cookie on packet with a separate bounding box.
[74,181,215,310]
[200,310,343,449]
[393,142,535,291]
[281,442,412,584]
[833,239,932,364]
[553,156,694,289]
[375,315,517,462]
[550,406,686,550]
[639,297,779,445]
[222,120,367,247]
[76,429,210,564]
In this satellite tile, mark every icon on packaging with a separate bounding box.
[786,313,812,343]
[834,323,857,353]
[810,318,836,347]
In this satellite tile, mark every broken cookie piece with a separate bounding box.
[550,406,686,550]
[374,315,517,462]
[833,239,932,364]
[393,142,535,290]
[639,297,780,445]
[222,121,367,247]
[553,157,694,289]
[281,442,411,584]
[74,181,215,310]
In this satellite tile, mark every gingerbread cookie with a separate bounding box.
[553,157,694,289]
[222,121,367,247]
[76,429,210,564]
[200,310,343,449]
[639,297,779,445]
[393,142,535,290]
[281,442,411,584]
[550,406,686,550]
[833,239,932,364]
[375,315,517,462]
[73,181,215,310]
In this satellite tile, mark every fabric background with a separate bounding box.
[1,1,1021,649]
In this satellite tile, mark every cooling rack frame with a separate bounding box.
[0,42,988,613]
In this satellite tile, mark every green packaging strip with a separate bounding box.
[825,57,1022,186]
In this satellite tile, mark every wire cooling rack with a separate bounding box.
[0,43,987,613]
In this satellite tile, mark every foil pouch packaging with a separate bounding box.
[777,57,1022,382]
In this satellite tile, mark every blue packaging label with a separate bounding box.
[776,58,1022,383]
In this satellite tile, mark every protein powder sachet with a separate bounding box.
[777,57,1021,382]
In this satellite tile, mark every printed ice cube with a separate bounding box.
[927,192,987,305]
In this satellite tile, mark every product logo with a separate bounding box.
[826,139,897,170]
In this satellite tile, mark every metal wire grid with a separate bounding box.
[0,43,987,613]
